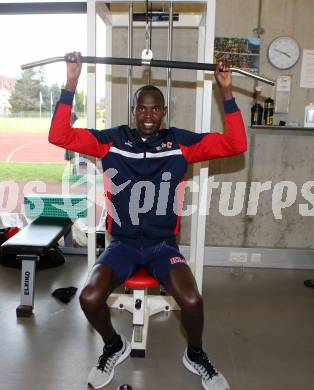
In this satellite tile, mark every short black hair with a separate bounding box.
[132,85,165,107]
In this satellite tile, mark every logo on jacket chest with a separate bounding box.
[156,141,172,152]
[124,140,133,148]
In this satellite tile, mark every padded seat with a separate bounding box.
[123,267,159,289]
[1,216,73,256]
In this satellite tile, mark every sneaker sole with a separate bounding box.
[88,340,132,389]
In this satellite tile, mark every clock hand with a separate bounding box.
[274,48,291,58]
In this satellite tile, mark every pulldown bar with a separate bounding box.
[21,55,275,86]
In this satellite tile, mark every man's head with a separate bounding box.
[132,85,167,139]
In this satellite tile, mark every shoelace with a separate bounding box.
[97,346,119,373]
[197,352,218,380]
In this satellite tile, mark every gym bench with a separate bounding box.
[1,216,73,318]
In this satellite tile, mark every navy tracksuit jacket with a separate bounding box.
[49,89,247,241]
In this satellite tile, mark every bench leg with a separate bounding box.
[16,255,38,318]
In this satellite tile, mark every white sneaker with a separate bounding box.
[183,349,230,390]
[88,335,131,389]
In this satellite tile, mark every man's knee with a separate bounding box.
[80,264,118,313]
[79,285,109,313]
[180,289,203,315]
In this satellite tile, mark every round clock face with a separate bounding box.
[267,36,300,70]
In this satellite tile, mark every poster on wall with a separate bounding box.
[214,37,261,74]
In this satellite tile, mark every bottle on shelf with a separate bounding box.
[251,86,263,126]
[264,97,274,125]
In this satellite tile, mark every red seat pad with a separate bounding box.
[123,267,160,289]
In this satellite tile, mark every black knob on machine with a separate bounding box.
[135,299,142,309]
[118,384,133,390]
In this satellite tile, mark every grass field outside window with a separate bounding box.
[0,162,68,182]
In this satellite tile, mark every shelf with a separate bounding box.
[249,125,314,136]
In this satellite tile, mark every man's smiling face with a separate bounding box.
[132,90,167,139]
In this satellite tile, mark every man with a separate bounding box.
[49,52,247,390]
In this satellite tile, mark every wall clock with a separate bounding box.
[267,36,300,70]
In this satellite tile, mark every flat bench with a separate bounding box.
[1,216,73,317]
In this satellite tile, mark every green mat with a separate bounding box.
[24,194,87,219]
